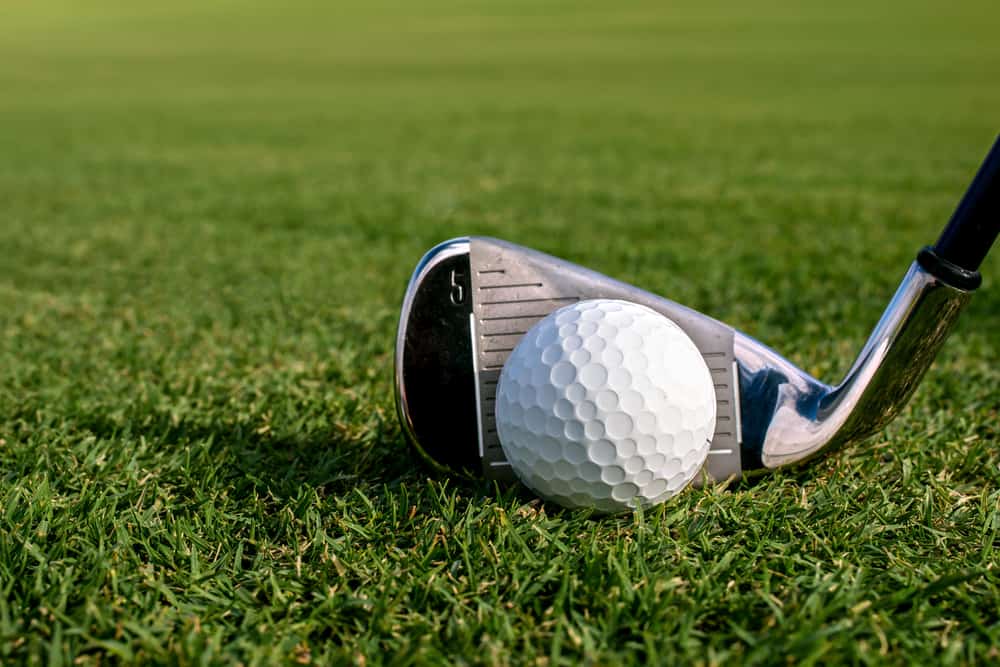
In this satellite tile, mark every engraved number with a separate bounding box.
[450,269,465,305]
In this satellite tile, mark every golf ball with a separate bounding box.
[495,299,717,513]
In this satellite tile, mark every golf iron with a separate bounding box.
[396,137,999,485]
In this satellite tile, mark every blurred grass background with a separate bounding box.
[1,0,998,663]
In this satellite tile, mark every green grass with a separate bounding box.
[1,0,998,663]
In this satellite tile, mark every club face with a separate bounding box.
[396,237,744,483]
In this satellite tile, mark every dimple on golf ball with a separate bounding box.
[495,299,717,513]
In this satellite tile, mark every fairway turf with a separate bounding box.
[1,0,999,663]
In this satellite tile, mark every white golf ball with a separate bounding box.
[495,299,717,513]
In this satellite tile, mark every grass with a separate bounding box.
[1,0,998,663]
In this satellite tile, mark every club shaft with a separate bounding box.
[932,134,1000,273]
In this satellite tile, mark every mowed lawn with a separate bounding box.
[1,0,998,663]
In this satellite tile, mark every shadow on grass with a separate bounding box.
[71,408,436,500]
[65,407,808,513]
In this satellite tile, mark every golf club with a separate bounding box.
[396,137,999,485]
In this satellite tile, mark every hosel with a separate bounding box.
[760,261,973,469]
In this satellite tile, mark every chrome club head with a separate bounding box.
[396,236,742,483]
[395,137,999,484]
